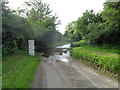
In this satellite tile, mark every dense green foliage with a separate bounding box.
[2,1,33,55]
[2,50,40,88]
[71,46,118,78]
[64,21,82,42]
[64,2,120,48]
[2,0,64,56]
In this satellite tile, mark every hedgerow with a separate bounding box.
[71,46,119,73]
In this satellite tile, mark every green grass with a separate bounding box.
[0,60,2,90]
[71,46,119,79]
[2,50,40,88]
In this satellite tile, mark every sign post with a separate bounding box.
[28,40,35,56]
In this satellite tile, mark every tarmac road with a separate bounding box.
[32,56,118,88]
[32,44,118,88]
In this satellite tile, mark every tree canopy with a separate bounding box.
[64,2,120,48]
[2,0,64,56]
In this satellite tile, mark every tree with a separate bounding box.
[100,2,120,46]
[65,1,119,48]
[2,1,33,56]
[64,21,82,42]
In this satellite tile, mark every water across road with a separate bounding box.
[32,44,118,88]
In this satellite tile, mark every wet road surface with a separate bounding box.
[32,44,118,88]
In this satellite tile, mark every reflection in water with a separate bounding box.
[42,44,71,63]
[54,51,70,63]
[56,44,71,48]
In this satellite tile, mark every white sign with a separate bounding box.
[28,40,35,56]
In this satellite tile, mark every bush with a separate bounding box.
[2,46,17,57]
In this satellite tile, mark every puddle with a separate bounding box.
[41,44,71,63]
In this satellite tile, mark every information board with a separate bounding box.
[28,40,35,56]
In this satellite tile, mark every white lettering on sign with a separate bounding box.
[28,40,35,56]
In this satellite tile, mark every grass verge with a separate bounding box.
[71,46,119,79]
[2,50,40,88]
